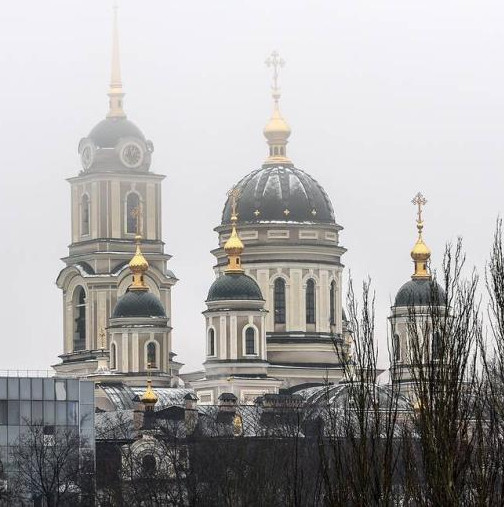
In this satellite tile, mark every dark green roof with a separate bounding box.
[88,117,145,148]
[112,290,166,318]
[395,279,446,307]
[207,273,263,302]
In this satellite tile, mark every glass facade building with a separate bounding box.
[0,376,95,481]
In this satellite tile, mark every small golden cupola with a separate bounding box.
[410,192,431,280]
[141,363,158,409]
[140,380,158,410]
[224,188,245,273]
[263,51,292,165]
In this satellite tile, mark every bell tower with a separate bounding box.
[54,6,177,377]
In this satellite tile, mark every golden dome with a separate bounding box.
[129,235,149,290]
[411,222,431,280]
[224,214,245,273]
[140,380,158,406]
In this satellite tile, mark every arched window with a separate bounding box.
[147,342,157,368]
[306,279,316,324]
[142,455,156,476]
[208,328,215,356]
[329,281,336,326]
[81,194,90,236]
[73,287,86,351]
[110,342,117,370]
[126,193,140,234]
[245,327,256,355]
[393,334,401,362]
[432,332,441,360]
[274,278,286,324]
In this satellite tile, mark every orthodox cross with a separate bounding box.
[98,327,106,350]
[131,205,143,236]
[412,192,427,223]
[227,187,241,219]
[265,50,285,93]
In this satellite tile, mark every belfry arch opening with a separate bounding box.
[73,286,86,352]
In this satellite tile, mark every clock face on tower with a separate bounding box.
[80,143,95,170]
[120,142,144,169]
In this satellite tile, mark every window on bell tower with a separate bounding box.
[73,287,86,352]
[147,342,157,369]
[126,192,140,234]
[81,194,90,236]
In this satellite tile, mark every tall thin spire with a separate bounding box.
[410,192,431,280]
[263,51,292,165]
[107,2,126,118]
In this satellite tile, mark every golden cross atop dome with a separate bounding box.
[412,192,427,224]
[227,187,241,220]
[265,51,285,95]
[131,205,143,237]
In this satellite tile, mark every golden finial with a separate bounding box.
[128,205,149,290]
[224,187,244,273]
[263,51,292,165]
[107,2,126,118]
[410,192,431,280]
[233,412,243,437]
[140,362,158,408]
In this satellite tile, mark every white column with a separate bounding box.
[122,333,129,372]
[230,315,238,359]
[71,185,79,243]
[146,183,156,240]
[111,180,121,237]
[219,315,227,359]
[319,270,329,332]
[132,333,139,371]
[290,269,302,330]
[91,181,98,238]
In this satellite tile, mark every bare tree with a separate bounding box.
[9,422,94,506]
[320,277,403,506]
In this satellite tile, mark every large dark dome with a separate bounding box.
[207,273,263,302]
[88,117,145,148]
[112,290,166,318]
[221,165,335,225]
[395,279,446,307]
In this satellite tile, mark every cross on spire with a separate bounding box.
[131,205,143,237]
[227,187,241,220]
[265,51,285,96]
[412,192,427,224]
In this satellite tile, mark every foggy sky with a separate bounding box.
[1,0,503,373]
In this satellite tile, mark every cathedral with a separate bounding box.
[53,9,441,409]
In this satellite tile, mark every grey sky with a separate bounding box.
[0,0,502,372]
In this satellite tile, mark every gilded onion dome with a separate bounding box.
[140,379,158,407]
[129,235,149,290]
[410,193,431,280]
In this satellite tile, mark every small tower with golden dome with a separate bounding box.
[389,193,446,397]
[190,189,282,404]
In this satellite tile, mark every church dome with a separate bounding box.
[88,117,146,148]
[221,165,335,225]
[394,279,446,307]
[112,290,166,318]
[207,273,263,302]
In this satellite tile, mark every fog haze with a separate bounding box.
[0,0,503,372]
